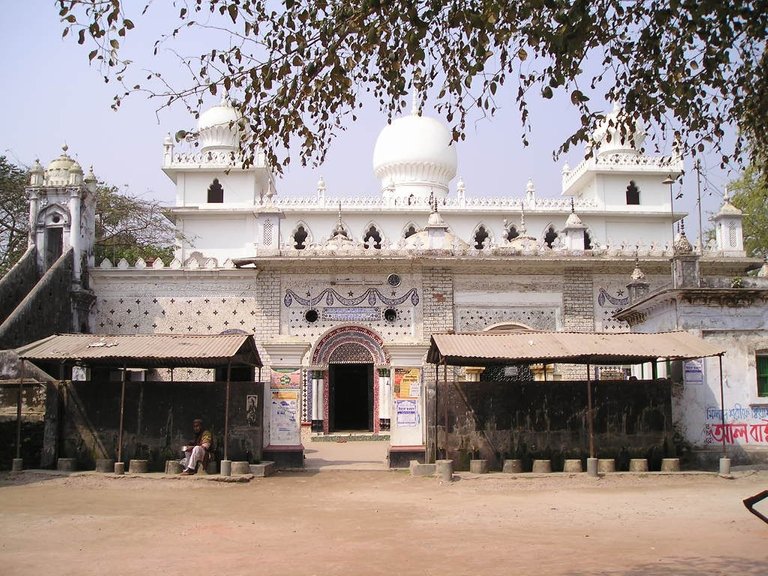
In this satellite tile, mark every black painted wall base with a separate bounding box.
[263,445,305,469]
[388,446,426,468]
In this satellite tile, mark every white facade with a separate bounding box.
[33,98,765,465]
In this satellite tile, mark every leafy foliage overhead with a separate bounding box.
[58,1,766,171]
[0,156,29,277]
[728,163,768,259]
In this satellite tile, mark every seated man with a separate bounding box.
[180,418,212,475]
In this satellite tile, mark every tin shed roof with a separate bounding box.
[15,333,262,369]
[427,331,725,366]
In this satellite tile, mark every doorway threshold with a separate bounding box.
[312,432,390,442]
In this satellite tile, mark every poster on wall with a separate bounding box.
[684,359,704,385]
[271,367,302,389]
[394,368,421,399]
[269,367,302,445]
[246,395,259,427]
[270,390,300,444]
[395,399,419,427]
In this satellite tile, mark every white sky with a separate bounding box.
[2,1,740,241]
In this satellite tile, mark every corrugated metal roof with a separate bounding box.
[427,331,725,366]
[15,333,262,368]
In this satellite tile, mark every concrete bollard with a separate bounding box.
[165,460,183,475]
[220,459,232,477]
[661,458,681,472]
[95,459,115,473]
[502,459,523,474]
[597,459,616,474]
[435,459,454,482]
[57,458,77,472]
[249,462,276,477]
[11,458,23,472]
[231,461,250,475]
[586,457,598,477]
[629,458,649,472]
[128,459,149,474]
[563,459,582,473]
[470,459,489,474]
[114,462,125,475]
[409,461,436,477]
[719,457,731,475]
[532,459,552,473]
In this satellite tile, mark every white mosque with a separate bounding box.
[8,95,767,469]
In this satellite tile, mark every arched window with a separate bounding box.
[506,225,519,241]
[363,225,382,249]
[473,225,490,249]
[293,225,309,250]
[403,224,417,239]
[544,225,558,248]
[584,229,593,250]
[626,181,640,205]
[207,178,224,203]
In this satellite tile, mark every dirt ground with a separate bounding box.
[0,468,767,576]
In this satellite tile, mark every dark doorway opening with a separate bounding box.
[46,227,63,268]
[329,363,373,432]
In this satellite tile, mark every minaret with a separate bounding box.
[713,187,746,256]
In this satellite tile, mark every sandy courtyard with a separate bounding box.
[0,467,766,576]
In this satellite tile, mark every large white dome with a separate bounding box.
[197,96,242,153]
[372,113,458,202]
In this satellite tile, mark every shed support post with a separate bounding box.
[224,361,232,461]
[442,361,448,461]
[586,362,595,459]
[16,360,24,460]
[117,363,127,463]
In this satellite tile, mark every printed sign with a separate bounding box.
[270,390,299,444]
[394,368,421,399]
[684,359,703,385]
[395,399,419,427]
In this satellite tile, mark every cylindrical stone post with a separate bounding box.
[436,459,453,482]
[532,459,552,473]
[597,458,615,474]
[719,457,731,475]
[563,459,582,473]
[95,459,115,473]
[220,459,232,477]
[231,461,250,475]
[629,458,649,472]
[114,462,125,475]
[165,460,183,475]
[661,458,680,472]
[11,458,23,472]
[469,459,488,474]
[502,459,523,473]
[57,458,77,472]
[129,459,148,473]
[586,457,598,477]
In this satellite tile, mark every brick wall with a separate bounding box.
[561,267,595,379]
[422,267,454,340]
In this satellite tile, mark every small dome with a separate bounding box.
[197,95,242,153]
[373,112,457,203]
[590,105,645,157]
[564,211,584,229]
[45,145,76,186]
[673,230,693,254]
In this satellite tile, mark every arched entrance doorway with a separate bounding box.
[310,326,389,435]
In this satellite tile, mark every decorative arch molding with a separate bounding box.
[402,222,419,239]
[471,222,494,249]
[290,220,313,250]
[36,203,70,228]
[362,220,386,249]
[542,222,559,247]
[310,325,389,368]
[484,322,534,333]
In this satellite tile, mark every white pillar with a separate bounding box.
[69,189,82,283]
